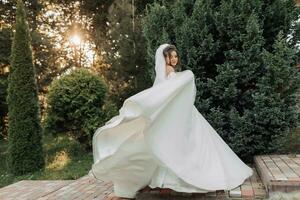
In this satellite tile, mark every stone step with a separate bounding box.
[254,154,300,195]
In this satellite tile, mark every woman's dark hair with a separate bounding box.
[163,44,181,72]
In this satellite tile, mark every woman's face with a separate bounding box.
[165,50,178,67]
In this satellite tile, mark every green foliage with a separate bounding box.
[0,76,8,140]
[0,134,93,188]
[262,0,300,51]
[142,1,173,81]
[0,27,12,67]
[44,68,117,149]
[142,0,300,161]
[1,0,62,92]
[1,0,160,110]
[0,28,12,131]
[247,31,300,153]
[102,0,154,108]
[282,127,300,154]
[6,0,45,175]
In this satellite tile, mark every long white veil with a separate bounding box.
[153,43,170,86]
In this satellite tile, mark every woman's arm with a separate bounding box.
[166,65,175,76]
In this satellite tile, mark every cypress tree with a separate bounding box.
[7,0,44,175]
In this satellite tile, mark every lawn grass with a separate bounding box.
[0,133,93,188]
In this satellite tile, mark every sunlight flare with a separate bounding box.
[69,34,81,46]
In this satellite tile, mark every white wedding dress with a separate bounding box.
[89,44,253,198]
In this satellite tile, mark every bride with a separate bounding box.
[89,43,253,200]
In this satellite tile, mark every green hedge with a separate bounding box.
[142,0,300,162]
[44,68,118,149]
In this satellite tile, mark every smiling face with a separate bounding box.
[165,50,178,67]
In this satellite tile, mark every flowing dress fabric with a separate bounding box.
[90,70,253,198]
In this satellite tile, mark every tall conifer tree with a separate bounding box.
[7,0,44,175]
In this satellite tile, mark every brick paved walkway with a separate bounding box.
[0,180,75,200]
[136,166,266,199]
[254,154,300,193]
[0,176,114,200]
[0,166,267,199]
